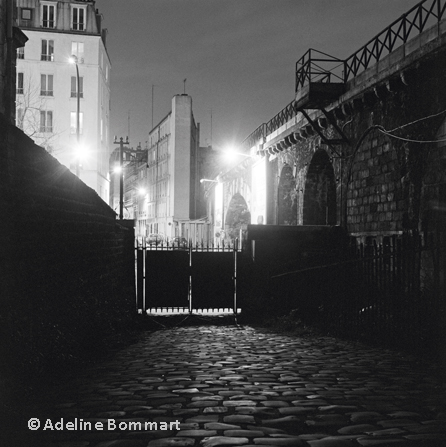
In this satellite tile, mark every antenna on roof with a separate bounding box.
[151,84,154,129]
[128,110,131,142]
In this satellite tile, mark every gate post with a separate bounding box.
[188,241,192,314]
[234,238,238,315]
[136,244,145,312]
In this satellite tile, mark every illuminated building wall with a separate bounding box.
[15,0,111,203]
[142,94,200,240]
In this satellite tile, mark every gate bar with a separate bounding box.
[234,238,238,316]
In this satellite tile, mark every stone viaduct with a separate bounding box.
[218,0,446,250]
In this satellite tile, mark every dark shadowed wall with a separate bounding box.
[0,116,136,387]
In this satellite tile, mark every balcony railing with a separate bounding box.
[295,49,345,92]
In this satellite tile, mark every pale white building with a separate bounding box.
[15,0,111,203]
[137,94,202,241]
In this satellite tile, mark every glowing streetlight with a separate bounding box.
[222,145,253,163]
[69,55,81,177]
[74,143,88,164]
[200,178,219,184]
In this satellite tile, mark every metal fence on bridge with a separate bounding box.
[240,0,446,152]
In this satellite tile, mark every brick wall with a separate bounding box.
[272,42,446,354]
[275,40,446,241]
[0,116,136,386]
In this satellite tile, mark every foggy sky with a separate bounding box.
[97,0,416,150]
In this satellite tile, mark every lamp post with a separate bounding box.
[69,55,81,177]
[114,136,129,219]
[200,177,224,244]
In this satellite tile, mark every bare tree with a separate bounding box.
[16,73,62,155]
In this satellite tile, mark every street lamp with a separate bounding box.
[222,147,253,163]
[69,55,81,177]
[200,178,219,184]
[114,136,129,220]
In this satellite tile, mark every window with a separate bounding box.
[40,74,53,96]
[21,8,32,20]
[41,3,56,28]
[70,76,83,98]
[17,47,24,59]
[70,112,84,134]
[20,7,33,26]
[17,72,24,94]
[40,111,53,133]
[71,42,84,63]
[72,6,86,31]
[41,39,54,61]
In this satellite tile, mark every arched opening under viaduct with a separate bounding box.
[278,164,297,225]
[225,193,251,242]
[303,149,336,225]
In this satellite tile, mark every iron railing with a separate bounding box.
[265,100,300,136]
[241,101,300,152]
[241,123,266,152]
[136,238,241,252]
[269,233,445,354]
[295,49,345,92]
[294,0,446,91]
[241,0,446,152]
[135,238,245,314]
[344,0,446,81]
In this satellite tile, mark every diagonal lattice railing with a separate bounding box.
[344,0,446,81]
[243,0,446,152]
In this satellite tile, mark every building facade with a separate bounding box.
[1,0,27,124]
[135,94,202,242]
[15,0,111,203]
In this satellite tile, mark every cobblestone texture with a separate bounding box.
[17,325,446,446]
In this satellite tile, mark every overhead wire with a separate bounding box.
[378,128,446,144]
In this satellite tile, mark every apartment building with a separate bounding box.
[15,0,111,203]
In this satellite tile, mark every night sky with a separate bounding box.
[96,0,416,150]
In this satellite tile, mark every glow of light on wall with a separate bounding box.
[75,143,86,158]
[214,182,223,229]
[251,158,266,225]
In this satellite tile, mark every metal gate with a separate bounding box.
[136,240,247,314]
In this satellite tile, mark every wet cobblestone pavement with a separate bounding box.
[17,325,446,446]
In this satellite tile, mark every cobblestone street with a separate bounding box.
[17,324,446,446]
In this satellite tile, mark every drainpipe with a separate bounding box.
[6,0,14,123]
